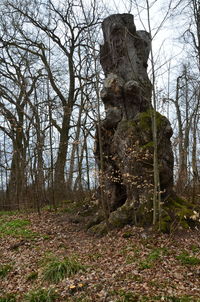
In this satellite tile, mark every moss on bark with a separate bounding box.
[88,194,199,235]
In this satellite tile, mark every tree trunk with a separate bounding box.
[92,14,175,234]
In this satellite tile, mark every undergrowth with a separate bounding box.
[0,264,12,279]
[113,290,200,302]
[139,248,168,270]
[0,293,16,302]
[0,219,38,239]
[24,288,58,302]
[176,252,200,265]
[42,256,86,283]
[26,272,38,282]
[0,211,17,216]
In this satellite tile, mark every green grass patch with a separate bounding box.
[176,252,200,265]
[115,290,141,302]
[69,296,91,302]
[26,271,38,282]
[112,292,200,302]
[42,256,86,283]
[139,261,152,270]
[0,264,12,279]
[0,211,17,216]
[152,296,200,302]
[23,288,58,302]
[109,290,200,302]
[123,247,140,264]
[0,293,16,302]
[59,198,97,217]
[60,200,81,214]
[139,248,168,270]
[190,245,200,253]
[0,219,38,239]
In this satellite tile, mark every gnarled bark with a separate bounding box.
[93,14,177,232]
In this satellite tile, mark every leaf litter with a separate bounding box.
[0,211,200,301]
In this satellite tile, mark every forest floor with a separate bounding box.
[0,207,200,302]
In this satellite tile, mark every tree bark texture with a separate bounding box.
[94,14,175,230]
